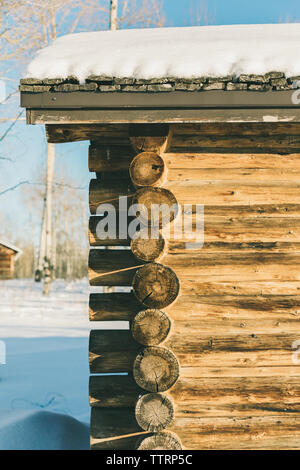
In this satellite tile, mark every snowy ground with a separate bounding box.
[0,279,128,449]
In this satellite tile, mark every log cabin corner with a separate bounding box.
[20,69,300,450]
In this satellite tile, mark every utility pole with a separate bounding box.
[109,0,118,30]
[43,143,55,295]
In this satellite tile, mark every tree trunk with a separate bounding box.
[109,0,118,30]
[35,194,47,282]
[43,143,55,295]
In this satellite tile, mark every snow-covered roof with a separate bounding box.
[0,240,22,255]
[26,24,300,83]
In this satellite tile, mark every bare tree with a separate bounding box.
[110,0,118,30]
[189,0,215,26]
[1,0,166,286]
[43,143,55,295]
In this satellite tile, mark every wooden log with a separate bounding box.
[133,346,180,392]
[90,215,300,247]
[168,132,300,153]
[129,152,166,187]
[129,123,170,153]
[132,186,178,227]
[135,393,174,432]
[89,293,141,321]
[90,407,300,450]
[89,178,300,213]
[137,432,182,450]
[201,204,300,217]
[131,309,171,346]
[89,375,300,416]
[89,144,134,172]
[90,407,148,450]
[164,152,300,170]
[130,229,166,262]
[89,249,300,285]
[167,167,300,183]
[89,149,300,174]
[165,180,300,206]
[89,180,300,217]
[89,249,142,286]
[89,329,300,374]
[170,122,300,137]
[89,330,138,373]
[46,124,130,144]
[89,178,134,214]
[89,216,130,246]
[89,290,300,327]
[132,263,180,308]
[89,375,142,408]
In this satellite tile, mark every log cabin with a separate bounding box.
[0,240,22,279]
[20,24,300,450]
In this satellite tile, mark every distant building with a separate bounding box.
[0,241,22,279]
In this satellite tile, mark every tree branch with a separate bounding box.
[0,109,24,142]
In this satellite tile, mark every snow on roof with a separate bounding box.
[26,24,300,83]
[0,240,22,255]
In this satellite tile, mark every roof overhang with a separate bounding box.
[21,90,300,124]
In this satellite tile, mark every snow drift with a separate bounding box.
[27,23,300,82]
[0,410,89,450]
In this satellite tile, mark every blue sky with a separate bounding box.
[1,0,300,242]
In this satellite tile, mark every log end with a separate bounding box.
[136,432,182,450]
[132,262,180,309]
[131,309,171,346]
[133,346,180,392]
[129,152,165,187]
[135,393,174,432]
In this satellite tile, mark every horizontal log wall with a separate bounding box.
[86,122,300,450]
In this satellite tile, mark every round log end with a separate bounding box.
[131,309,171,346]
[131,229,166,262]
[132,262,180,309]
[133,346,180,392]
[137,432,182,450]
[130,152,165,187]
[132,187,178,228]
[135,393,174,432]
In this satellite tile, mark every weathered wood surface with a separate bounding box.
[87,122,300,450]
[90,214,300,246]
[28,108,300,126]
[129,123,170,153]
[89,289,300,324]
[46,124,129,144]
[90,407,300,450]
[89,375,300,415]
[89,329,300,374]
[135,393,174,432]
[45,121,300,145]
[89,248,300,285]
[89,144,134,172]
[131,309,171,346]
[89,178,300,213]
[129,152,166,187]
